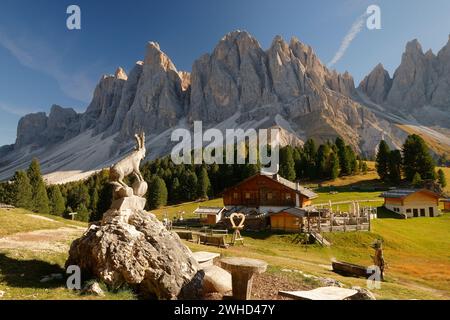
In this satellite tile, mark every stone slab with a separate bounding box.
[193,251,221,268]
[111,196,146,211]
[279,287,358,300]
[220,257,267,274]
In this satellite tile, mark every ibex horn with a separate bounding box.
[135,134,141,149]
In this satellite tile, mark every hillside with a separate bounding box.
[0,208,136,300]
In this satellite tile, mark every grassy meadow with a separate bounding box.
[1,165,449,300]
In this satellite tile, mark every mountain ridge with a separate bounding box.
[1,30,449,183]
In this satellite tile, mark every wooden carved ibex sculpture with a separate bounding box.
[110,132,146,189]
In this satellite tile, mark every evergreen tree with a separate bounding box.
[346,146,358,174]
[75,203,90,222]
[27,158,50,213]
[0,183,14,205]
[11,170,33,210]
[376,140,391,181]
[184,170,198,201]
[316,144,332,178]
[403,134,435,181]
[388,150,402,184]
[303,139,317,178]
[170,177,181,203]
[279,146,296,181]
[361,161,368,174]
[329,152,340,180]
[437,169,447,188]
[412,172,423,188]
[90,187,99,216]
[147,176,168,210]
[197,167,211,200]
[47,185,65,216]
[336,137,351,175]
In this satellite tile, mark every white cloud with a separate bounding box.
[328,12,369,67]
[0,29,95,103]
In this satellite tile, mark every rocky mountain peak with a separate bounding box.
[358,63,392,104]
[405,39,423,55]
[145,41,177,73]
[115,67,128,80]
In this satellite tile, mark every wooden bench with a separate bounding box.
[199,234,229,248]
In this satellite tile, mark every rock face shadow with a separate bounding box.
[0,253,65,289]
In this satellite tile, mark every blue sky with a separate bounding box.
[1,0,450,146]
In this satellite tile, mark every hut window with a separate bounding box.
[245,192,251,199]
[406,209,411,213]
[233,192,239,199]
[267,193,273,200]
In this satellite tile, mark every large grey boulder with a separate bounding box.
[65,201,201,300]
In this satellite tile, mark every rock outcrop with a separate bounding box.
[358,64,392,104]
[359,37,450,128]
[82,68,128,133]
[119,42,186,140]
[5,31,450,182]
[66,203,200,299]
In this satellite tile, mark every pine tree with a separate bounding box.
[11,170,33,210]
[336,137,351,175]
[90,187,99,216]
[346,146,358,174]
[412,172,423,188]
[403,134,435,182]
[147,176,168,210]
[27,158,50,213]
[376,140,391,181]
[279,146,296,181]
[170,177,181,203]
[316,144,332,178]
[76,203,90,222]
[197,167,211,200]
[329,152,340,180]
[361,161,368,174]
[182,170,198,201]
[437,169,447,188]
[0,182,14,205]
[388,150,402,184]
[303,139,317,178]
[47,185,65,216]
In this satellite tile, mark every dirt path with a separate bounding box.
[0,227,86,253]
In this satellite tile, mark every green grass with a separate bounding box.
[0,249,136,300]
[0,208,136,300]
[2,179,450,300]
[151,198,224,220]
[0,208,85,237]
[154,194,450,299]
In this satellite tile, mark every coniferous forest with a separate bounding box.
[0,135,446,222]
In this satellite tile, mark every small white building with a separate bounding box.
[194,206,225,225]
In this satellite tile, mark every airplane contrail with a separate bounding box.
[328,12,369,67]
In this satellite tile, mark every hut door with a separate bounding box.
[429,207,434,217]
[413,209,418,217]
